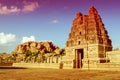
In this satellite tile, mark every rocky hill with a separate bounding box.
[0,53,11,63]
[10,41,65,63]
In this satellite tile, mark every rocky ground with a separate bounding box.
[0,68,120,80]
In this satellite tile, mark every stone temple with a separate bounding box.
[11,6,120,70]
[63,6,112,69]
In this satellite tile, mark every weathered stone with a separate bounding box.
[0,53,12,63]
[10,41,63,63]
[64,6,112,69]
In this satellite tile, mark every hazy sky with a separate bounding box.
[0,0,120,53]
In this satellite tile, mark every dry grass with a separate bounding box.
[0,68,120,80]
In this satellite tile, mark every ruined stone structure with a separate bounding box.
[63,6,112,69]
[6,6,120,70]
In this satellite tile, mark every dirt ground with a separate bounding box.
[0,68,120,80]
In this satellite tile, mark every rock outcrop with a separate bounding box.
[10,41,65,63]
[0,53,12,63]
[13,41,57,54]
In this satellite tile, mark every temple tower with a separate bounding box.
[64,6,112,69]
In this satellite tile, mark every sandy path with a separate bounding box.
[0,69,120,80]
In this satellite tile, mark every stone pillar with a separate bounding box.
[45,58,47,63]
[52,57,54,63]
[75,50,77,68]
[50,57,52,63]
[0,58,1,63]
[46,58,49,63]
[58,57,61,63]
[56,57,58,63]
[48,57,50,63]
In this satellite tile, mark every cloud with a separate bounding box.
[0,5,21,15]
[39,40,53,42]
[21,36,36,43]
[0,1,39,15]
[51,20,59,24]
[0,32,16,45]
[0,32,16,53]
[22,1,39,12]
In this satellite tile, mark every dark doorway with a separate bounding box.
[74,49,83,68]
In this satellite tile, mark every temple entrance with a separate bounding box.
[74,49,83,68]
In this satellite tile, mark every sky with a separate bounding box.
[0,0,120,53]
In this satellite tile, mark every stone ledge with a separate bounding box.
[13,63,60,69]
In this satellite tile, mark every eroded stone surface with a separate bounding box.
[66,6,112,47]
[64,6,112,69]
